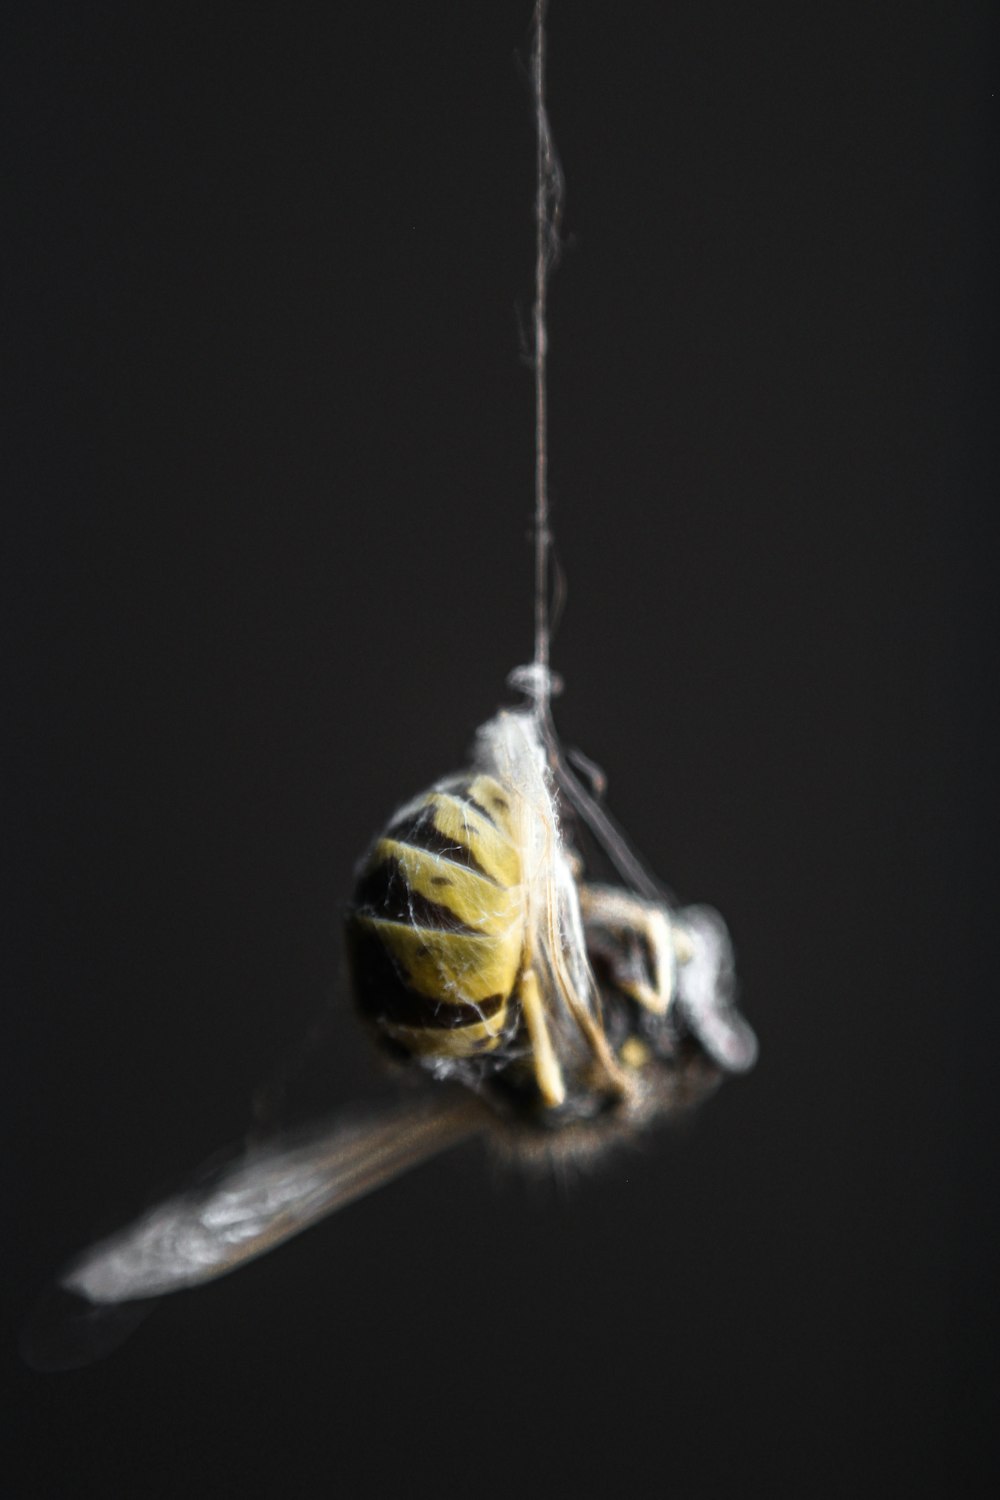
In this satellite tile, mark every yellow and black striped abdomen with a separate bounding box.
[347,775,526,1064]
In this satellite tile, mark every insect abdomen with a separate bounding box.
[348,776,525,1064]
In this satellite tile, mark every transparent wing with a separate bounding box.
[23,1091,485,1369]
[63,1091,485,1305]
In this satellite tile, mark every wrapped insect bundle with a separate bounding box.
[347,689,756,1134]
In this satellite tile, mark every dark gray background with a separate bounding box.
[3,3,996,1496]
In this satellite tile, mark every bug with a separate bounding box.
[24,4,756,1369]
[27,689,754,1367]
[348,698,756,1116]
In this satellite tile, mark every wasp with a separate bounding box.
[28,688,755,1369]
[348,701,756,1113]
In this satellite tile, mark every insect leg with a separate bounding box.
[542,866,630,1098]
[578,884,678,1016]
[518,965,567,1108]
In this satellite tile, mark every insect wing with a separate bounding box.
[59,1093,484,1307]
[23,1093,484,1369]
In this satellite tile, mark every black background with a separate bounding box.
[2,3,997,1496]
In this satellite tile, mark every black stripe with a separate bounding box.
[352,857,477,933]
[402,990,507,1031]
[462,794,497,827]
[385,802,496,882]
[346,920,508,1031]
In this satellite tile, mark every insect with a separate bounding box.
[26,689,755,1369]
[348,698,756,1117]
[24,4,756,1369]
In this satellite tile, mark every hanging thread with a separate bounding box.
[528,0,563,723]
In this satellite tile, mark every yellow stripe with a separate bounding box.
[384,1005,509,1058]
[356,917,522,1004]
[428,794,523,890]
[464,775,520,843]
[375,837,523,937]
